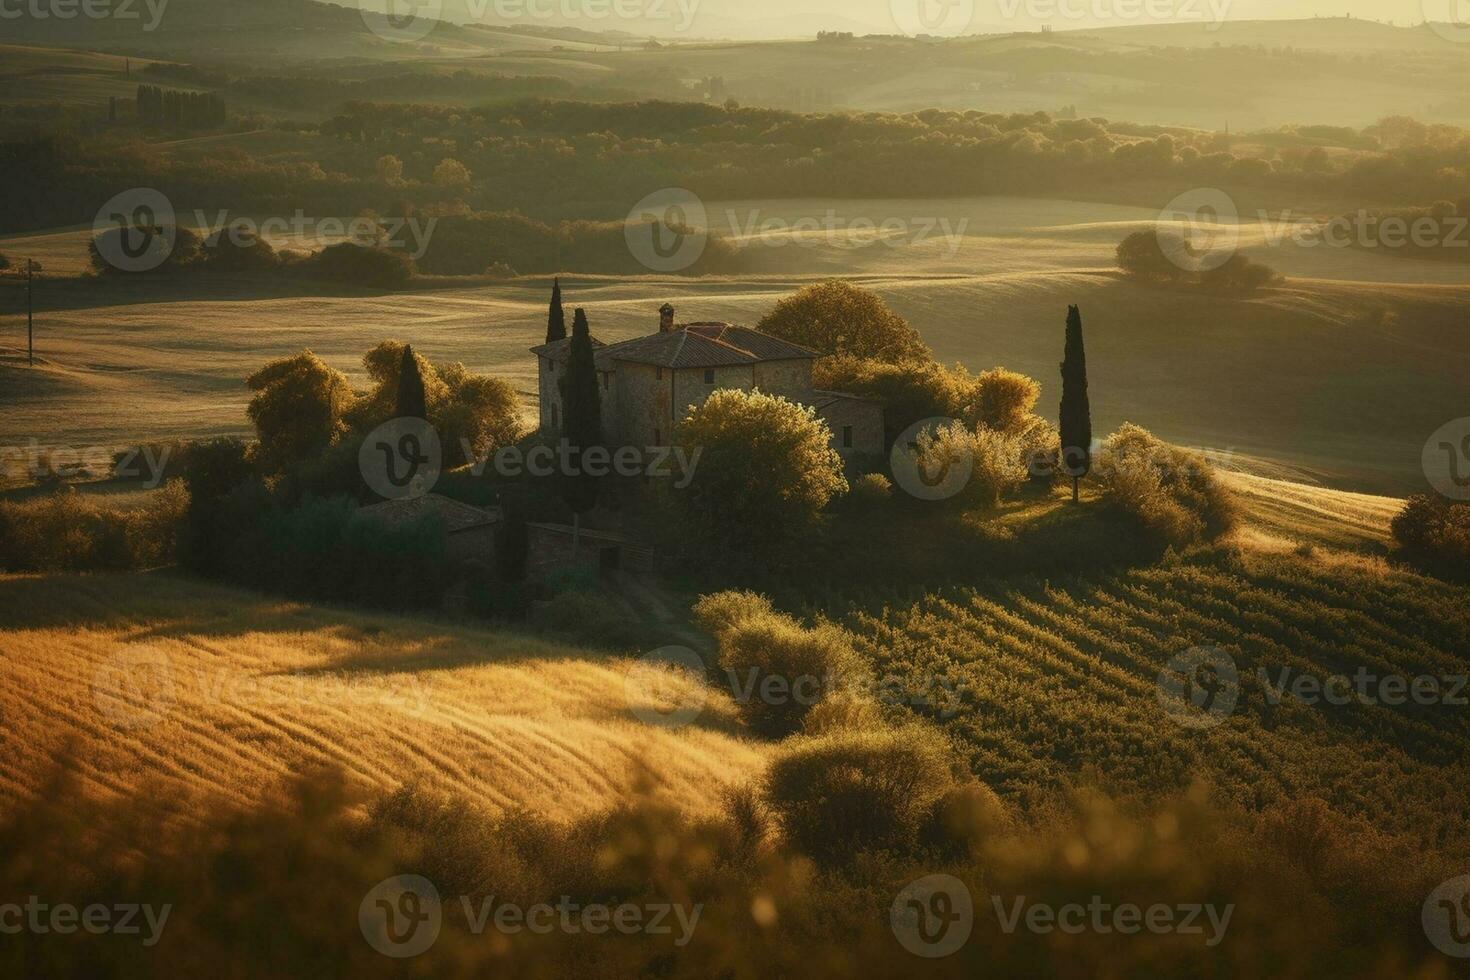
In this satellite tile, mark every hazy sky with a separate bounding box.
[421,0,1448,39]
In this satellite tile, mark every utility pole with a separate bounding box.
[27,258,35,365]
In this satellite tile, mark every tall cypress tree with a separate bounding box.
[545,278,567,343]
[560,308,602,523]
[1059,304,1092,503]
[395,344,428,420]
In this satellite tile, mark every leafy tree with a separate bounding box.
[546,277,567,343]
[559,308,602,517]
[432,158,471,189]
[757,280,930,362]
[1201,252,1280,291]
[88,223,202,274]
[395,344,427,420]
[245,351,354,473]
[675,388,847,555]
[375,154,404,185]
[1115,229,1187,283]
[1059,305,1092,502]
[813,354,977,448]
[310,242,413,289]
[970,368,1041,433]
[204,223,277,272]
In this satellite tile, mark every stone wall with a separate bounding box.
[816,395,886,466]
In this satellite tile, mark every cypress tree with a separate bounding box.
[1059,304,1092,503]
[395,344,428,420]
[545,277,566,343]
[560,308,602,521]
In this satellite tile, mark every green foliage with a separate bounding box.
[1094,423,1237,546]
[764,724,957,862]
[812,354,977,448]
[757,279,930,362]
[691,589,774,639]
[309,241,413,288]
[245,350,354,473]
[545,277,566,343]
[1058,304,1092,496]
[393,344,428,420]
[88,223,202,274]
[970,367,1040,432]
[0,482,187,572]
[908,421,1030,509]
[674,388,847,558]
[705,598,865,737]
[1201,251,1282,291]
[203,223,278,272]
[849,472,893,509]
[559,307,602,515]
[1391,493,1470,578]
[1118,230,1279,291]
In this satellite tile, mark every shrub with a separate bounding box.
[0,481,187,572]
[849,472,892,509]
[1116,228,1188,282]
[1391,494,1470,577]
[757,280,930,362]
[691,589,774,640]
[716,614,863,737]
[529,590,652,649]
[309,241,413,288]
[1201,251,1281,291]
[674,389,847,557]
[1094,423,1236,546]
[812,354,977,448]
[908,422,1029,509]
[245,351,355,473]
[969,368,1041,432]
[203,223,278,272]
[764,724,957,862]
[88,223,202,274]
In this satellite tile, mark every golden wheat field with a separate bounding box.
[0,571,764,819]
[0,471,1423,824]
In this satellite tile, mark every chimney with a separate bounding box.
[659,303,675,333]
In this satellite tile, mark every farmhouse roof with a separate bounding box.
[593,322,820,370]
[358,493,499,534]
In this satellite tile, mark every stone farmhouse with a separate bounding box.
[530,304,884,464]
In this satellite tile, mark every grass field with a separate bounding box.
[0,571,763,818]
[4,195,1467,493]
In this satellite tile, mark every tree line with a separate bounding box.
[135,85,226,130]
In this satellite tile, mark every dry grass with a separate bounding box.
[0,571,765,820]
